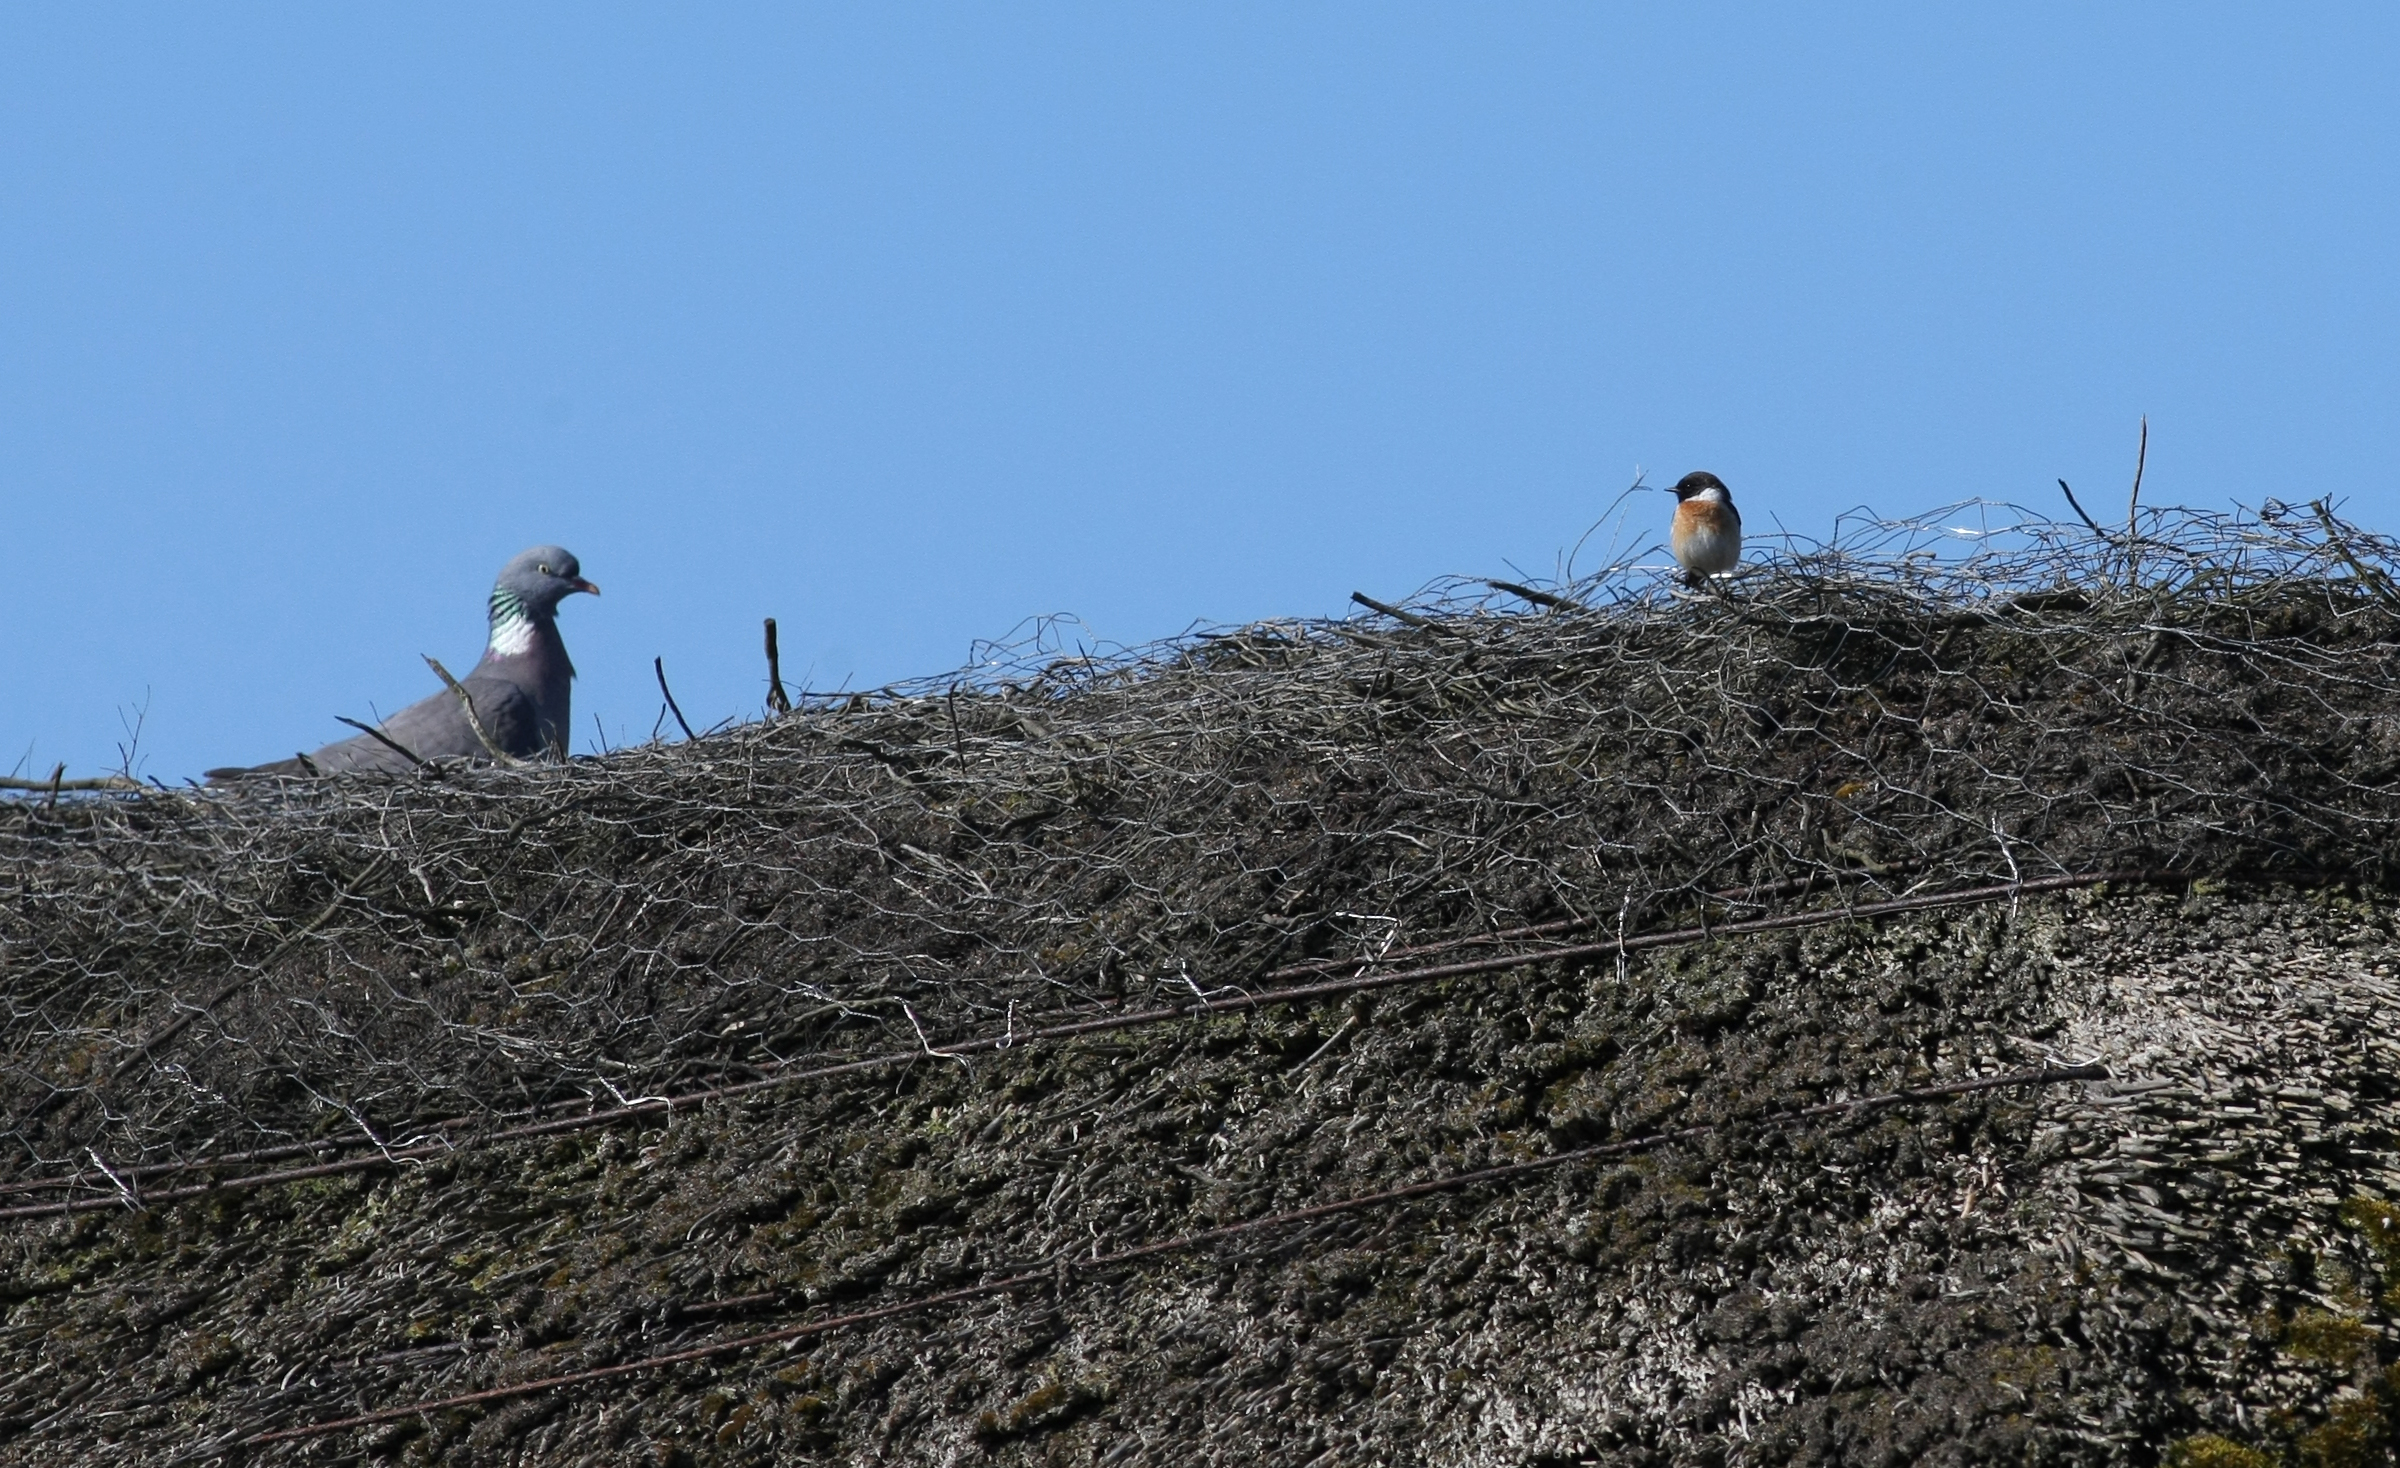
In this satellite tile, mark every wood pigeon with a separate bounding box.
[207,546,598,780]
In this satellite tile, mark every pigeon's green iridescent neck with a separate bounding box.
[487,585,536,657]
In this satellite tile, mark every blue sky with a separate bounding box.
[4,7,2395,781]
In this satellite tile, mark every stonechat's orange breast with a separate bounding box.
[1672,500,1742,577]
[1673,500,1738,543]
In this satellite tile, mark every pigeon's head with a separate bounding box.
[494,545,601,617]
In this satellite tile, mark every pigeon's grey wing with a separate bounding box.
[364,676,540,764]
[212,677,541,781]
[306,708,445,773]
[205,729,408,779]
[362,684,486,763]
[457,673,544,758]
[378,676,544,759]
[299,683,490,772]
[210,723,422,779]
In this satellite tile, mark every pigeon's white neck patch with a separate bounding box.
[487,587,536,658]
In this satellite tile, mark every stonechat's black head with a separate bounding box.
[1672,471,1730,502]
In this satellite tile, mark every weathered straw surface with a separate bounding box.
[6,503,2400,1465]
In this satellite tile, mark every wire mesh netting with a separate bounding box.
[7,499,2400,1200]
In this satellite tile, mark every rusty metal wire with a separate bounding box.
[5,497,2400,1196]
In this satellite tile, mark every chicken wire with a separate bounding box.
[5,498,2400,1196]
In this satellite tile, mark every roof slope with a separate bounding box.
[6,505,2400,1465]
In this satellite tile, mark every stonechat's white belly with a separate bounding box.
[1674,518,1741,577]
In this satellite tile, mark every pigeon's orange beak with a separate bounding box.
[571,578,601,596]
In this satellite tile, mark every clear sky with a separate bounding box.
[5,7,2395,782]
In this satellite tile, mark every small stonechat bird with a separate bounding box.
[1669,471,1742,587]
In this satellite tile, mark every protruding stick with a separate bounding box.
[764,618,792,716]
[2058,479,2105,535]
[1483,579,1576,611]
[334,717,428,769]
[2311,499,2400,614]
[2128,415,2148,531]
[1350,591,1452,635]
[655,657,697,742]
[421,657,522,766]
[2125,415,2148,585]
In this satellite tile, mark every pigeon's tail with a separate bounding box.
[204,757,312,784]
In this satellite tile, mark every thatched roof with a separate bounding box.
[7,503,2400,1465]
